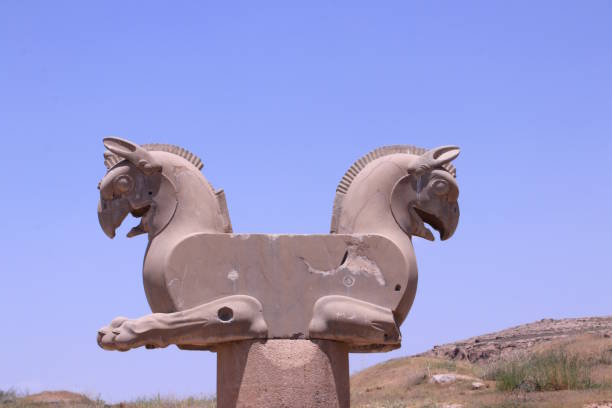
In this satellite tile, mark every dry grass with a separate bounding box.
[2,334,610,407]
[351,334,612,408]
[118,396,216,407]
[0,393,216,408]
[486,350,594,391]
[482,335,612,393]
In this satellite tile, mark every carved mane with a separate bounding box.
[331,145,456,233]
[104,144,204,171]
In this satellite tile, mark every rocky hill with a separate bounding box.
[351,316,612,408]
[421,316,612,364]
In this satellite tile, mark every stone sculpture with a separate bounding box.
[96,138,460,407]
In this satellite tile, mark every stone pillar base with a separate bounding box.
[216,339,349,408]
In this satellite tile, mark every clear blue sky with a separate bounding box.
[0,1,610,403]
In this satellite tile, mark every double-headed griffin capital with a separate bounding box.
[96,138,460,352]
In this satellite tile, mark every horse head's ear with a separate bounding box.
[103,137,162,174]
[103,137,140,156]
[418,145,460,169]
[409,145,460,175]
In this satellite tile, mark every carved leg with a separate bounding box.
[308,295,401,352]
[97,295,267,351]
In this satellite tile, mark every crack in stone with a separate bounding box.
[300,244,386,286]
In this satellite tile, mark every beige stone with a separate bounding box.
[96,138,460,352]
[217,340,349,408]
[471,381,486,390]
[429,373,481,385]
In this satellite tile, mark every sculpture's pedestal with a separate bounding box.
[216,339,349,408]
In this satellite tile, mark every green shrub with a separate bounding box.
[491,349,593,392]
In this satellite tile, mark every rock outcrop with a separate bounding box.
[421,316,612,363]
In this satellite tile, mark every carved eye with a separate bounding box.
[431,179,449,195]
[114,175,133,194]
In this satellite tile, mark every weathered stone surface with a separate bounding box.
[164,233,406,347]
[95,137,461,406]
[331,145,460,323]
[98,295,268,351]
[96,138,460,352]
[217,340,349,408]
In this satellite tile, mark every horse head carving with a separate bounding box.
[390,146,460,242]
[98,137,231,241]
[332,144,459,241]
[96,138,460,352]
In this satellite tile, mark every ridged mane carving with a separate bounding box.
[331,144,456,233]
[335,145,456,195]
[104,143,204,171]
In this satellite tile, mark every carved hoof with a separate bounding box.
[97,316,164,351]
[97,295,268,352]
[308,295,401,352]
[98,316,131,351]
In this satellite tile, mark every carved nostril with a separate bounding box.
[395,284,401,291]
[217,307,233,322]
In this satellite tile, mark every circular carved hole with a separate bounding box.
[395,284,401,291]
[217,307,233,322]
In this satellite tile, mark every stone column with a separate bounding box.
[216,339,350,408]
